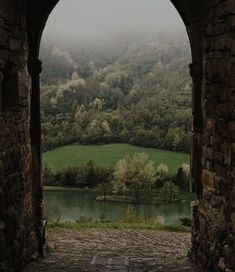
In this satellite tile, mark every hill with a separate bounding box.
[43,143,189,174]
[40,32,192,154]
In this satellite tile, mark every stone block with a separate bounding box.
[214,163,226,176]
[215,119,228,139]
[228,15,235,30]
[216,103,229,118]
[232,186,235,208]
[0,160,4,179]
[10,39,20,51]
[227,60,235,77]
[229,144,235,166]
[228,0,235,13]
[213,175,223,194]
[231,43,235,56]
[210,136,222,149]
[206,59,227,81]
[206,119,215,132]
[231,215,235,233]
[228,122,235,141]
[204,147,214,161]
[0,221,5,231]
[0,118,9,138]
[202,169,214,192]
[206,21,228,36]
[226,77,235,88]
[214,151,224,164]
[218,257,226,271]
[18,70,29,98]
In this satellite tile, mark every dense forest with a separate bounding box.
[40,32,192,153]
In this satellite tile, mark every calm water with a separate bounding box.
[44,191,195,226]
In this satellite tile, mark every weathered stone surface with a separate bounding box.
[190,1,235,270]
[0,1,39,272]
[25,229,203,272]
[0,0,235,271]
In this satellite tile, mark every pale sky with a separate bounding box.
[42,0,186,42]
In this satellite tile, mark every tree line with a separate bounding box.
[42,152,190,203]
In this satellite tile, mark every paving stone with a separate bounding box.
[25,228,203,272]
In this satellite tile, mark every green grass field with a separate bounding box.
[48,222,190,232]
[43,144,189,174]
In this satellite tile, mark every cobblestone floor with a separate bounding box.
[25,229,202,272]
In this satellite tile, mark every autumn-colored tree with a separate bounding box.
[112,153,156,203]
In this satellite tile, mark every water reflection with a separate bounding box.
[44,191,195,225]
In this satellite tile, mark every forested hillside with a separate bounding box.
[40,32,192,152]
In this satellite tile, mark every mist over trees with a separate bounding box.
[42,0,186,43]
[40,31,192,153]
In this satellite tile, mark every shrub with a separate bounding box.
[42,161,114,188]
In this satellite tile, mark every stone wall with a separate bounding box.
[0,1,40,271]
[190,0,235,271]
[0,0,235,271]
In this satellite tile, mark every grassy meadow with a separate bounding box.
[43,143,189,174]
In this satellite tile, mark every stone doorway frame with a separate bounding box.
[26,0,204,266]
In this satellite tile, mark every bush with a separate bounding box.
[42,161,114,189]
[121,207,145,223]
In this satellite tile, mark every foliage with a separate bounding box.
[40,33,192,153]
[112,153,156,202]
[42,152,190,204]
[97,182,113,200]
[121,206,146,223]
[179,217,192,227]
[161,181,179,202]
[47,222,191,232]
[174,163,190,192]
[42,161,113,189]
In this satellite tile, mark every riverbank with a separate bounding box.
[48,221,190,232]
[96,195,181,205]
[44,186,95,192]
[44,186,195,204]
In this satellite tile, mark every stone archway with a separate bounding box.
[0,0,235,271]
[27,0,205,266]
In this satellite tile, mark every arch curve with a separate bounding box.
[21,1,235,271]
[26,0,203,63]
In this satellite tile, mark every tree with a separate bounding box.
[161,181,179,202]
[40,35,192,152]
[61,167,78,186]
[112,157,131,198]
[74,105,88,129]
[156,163,169,187]
[97,182,112,200]
[112,153,156,203]
[142,159,156,201]
[91,98,104,111]
[85,160,97,188]
[156,163,169,176]
[96,166,114,199]
[42,163,55,185]
[174,163,190,192]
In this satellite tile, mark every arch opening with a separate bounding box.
[2,1,235,271]
[33,1,200,271]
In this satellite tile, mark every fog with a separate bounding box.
[42,0,186,44]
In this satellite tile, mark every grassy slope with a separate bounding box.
[43,143,189,174]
